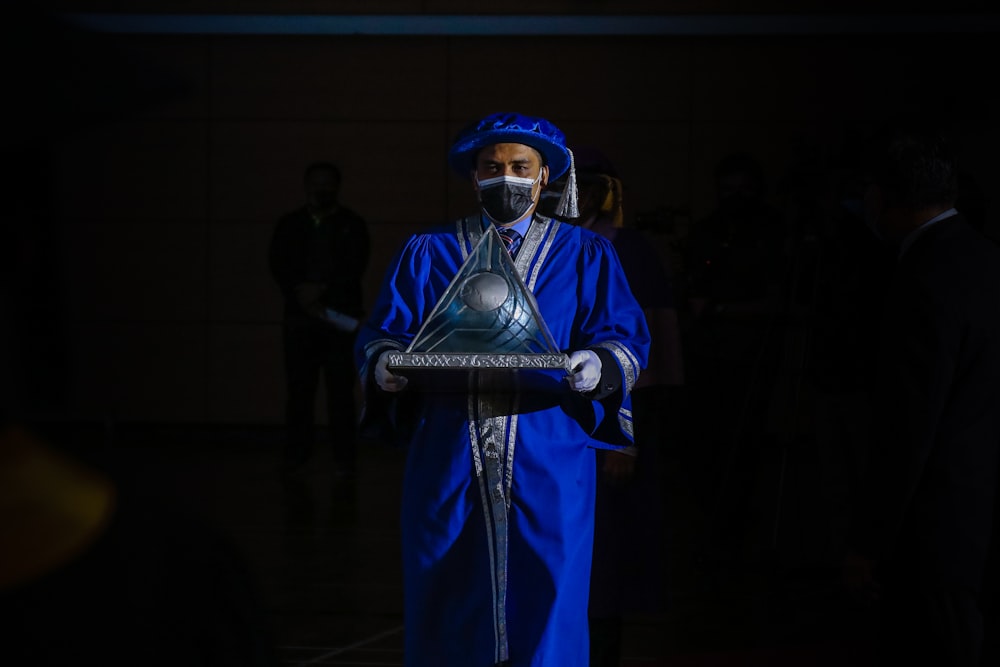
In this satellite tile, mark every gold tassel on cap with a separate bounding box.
[554,148,579,219]
[610,175,625,227]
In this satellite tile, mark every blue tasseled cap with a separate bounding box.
[448,112,573,181]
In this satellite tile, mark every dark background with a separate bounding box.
[5,4,1000,663]
[3,2,999,429]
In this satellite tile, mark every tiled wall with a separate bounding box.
[20,25,1000,425]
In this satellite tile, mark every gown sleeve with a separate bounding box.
[568,233,651,449]
[353,234,439,445]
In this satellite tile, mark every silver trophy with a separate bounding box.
[387,225,571,390]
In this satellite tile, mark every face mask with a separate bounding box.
[477,171,542,225]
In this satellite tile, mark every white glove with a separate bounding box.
[566,349,601,393]
[375,350,408,392]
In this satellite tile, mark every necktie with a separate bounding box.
[497,227,523,258]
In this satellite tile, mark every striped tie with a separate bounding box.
[497,226,522,258]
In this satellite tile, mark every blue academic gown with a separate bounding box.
[355,214,649,667]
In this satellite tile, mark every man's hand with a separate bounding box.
[294,282,327,318]
[375,350,408,392]
[566,350,601,393]
[842,548,881,605]
[321,308,360,333]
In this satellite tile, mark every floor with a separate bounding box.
[81,422,880,666]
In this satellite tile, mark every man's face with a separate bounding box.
[575,176,610,226]
[718,171,757,201]
[305,168,340,210]
[472,143,548,192]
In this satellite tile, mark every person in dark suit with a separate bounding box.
[842,118,1000,666]
[269,161,370,476]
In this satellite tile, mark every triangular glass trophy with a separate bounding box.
[386,225,570,378]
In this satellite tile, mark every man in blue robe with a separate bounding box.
[355,112,650,666]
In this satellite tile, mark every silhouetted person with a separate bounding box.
[842,118,1000,667]
[269,162,370,476]
[682,151,789,564]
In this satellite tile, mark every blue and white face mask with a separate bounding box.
[477,171,542,225]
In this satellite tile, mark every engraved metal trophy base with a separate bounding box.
[387,352,572,395]
[387,352,570,371]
